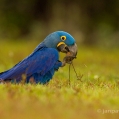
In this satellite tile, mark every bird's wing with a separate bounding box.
[0,47,60,81]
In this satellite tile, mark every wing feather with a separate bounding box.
[0,47,59,82]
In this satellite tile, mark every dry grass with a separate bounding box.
[0,41,119,119]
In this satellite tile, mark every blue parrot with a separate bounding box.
[0,31,77,84]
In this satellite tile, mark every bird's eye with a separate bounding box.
[61,36,66,41]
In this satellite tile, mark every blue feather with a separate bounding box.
[0,31,76,84]
[0,43,62,84]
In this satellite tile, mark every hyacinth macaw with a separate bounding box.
[0,31,77,84]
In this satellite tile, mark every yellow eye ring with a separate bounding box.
[61,36,66,41]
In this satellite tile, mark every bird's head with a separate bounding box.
[43,31,77,59]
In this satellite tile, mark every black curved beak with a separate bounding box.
[66,43,77,58]
[57,43,77,58]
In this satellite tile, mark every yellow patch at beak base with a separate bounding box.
[57,42,66,47]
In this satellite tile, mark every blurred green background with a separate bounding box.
[0,0,119,47]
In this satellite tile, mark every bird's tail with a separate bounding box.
[0,71,5,82]
[0,70,10,82]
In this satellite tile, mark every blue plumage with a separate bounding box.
[0,31,77,84]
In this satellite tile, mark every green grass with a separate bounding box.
[0,41,119,119]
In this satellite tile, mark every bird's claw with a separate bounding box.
[61,55,75,67]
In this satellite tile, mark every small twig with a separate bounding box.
[68,63,71,86]
[68,61,83,86]
[71,62,83,82]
